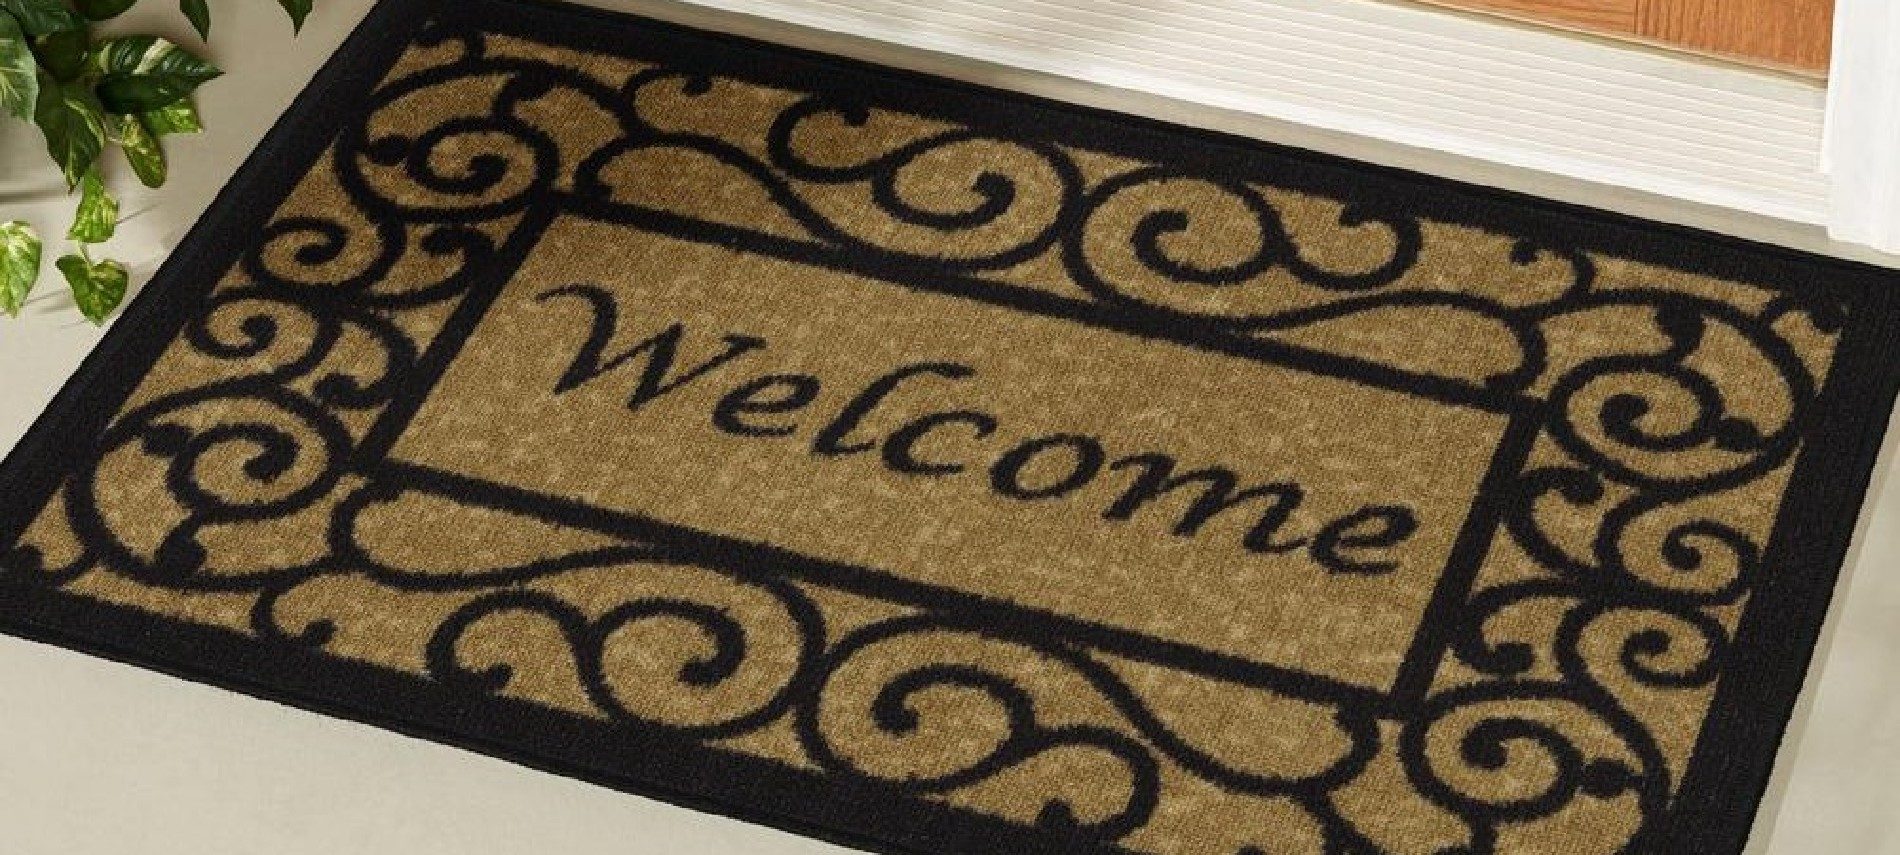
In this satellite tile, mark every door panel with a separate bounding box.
[1422,0,1833,73]
[1635,0,1833,73]
[1425,0,1636,32]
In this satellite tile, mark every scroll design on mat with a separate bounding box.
[17,28,553,593]
[277,497,1393,851]
[1413,292,1831,850]
[3,22,1849,855]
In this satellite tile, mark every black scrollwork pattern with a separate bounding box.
[4,22,1849,855]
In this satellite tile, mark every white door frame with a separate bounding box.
[1825,0,1900,253]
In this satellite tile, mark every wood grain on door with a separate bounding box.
[1419,0,1834,74]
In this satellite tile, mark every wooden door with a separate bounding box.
[1420,0,1835,74]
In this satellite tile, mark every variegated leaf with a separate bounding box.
[57,253,126,324]
[0,221,41,317]
[142,97,202,135]
[68,169,118,243]
[0,11,36,119]
[90,36,221,114]
[118,112,167,187]
[34,79,107,188]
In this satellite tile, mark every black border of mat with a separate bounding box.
[4,0,1899,852]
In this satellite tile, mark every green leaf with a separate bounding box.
[34,79,107,188]
[90,36,221,113]
[277,0,310,33]
[74,0,137,21]
[179,0,208,39]
[56,253,126,324]
[95,73,193,112]
[0,12,38,120]
[0,221,41,317]
[31,26,86,81]
[0,0,83,37]
[118,112,166,186]
[141,96,201,135]
[89,35,221,81]
[68,169,117,243]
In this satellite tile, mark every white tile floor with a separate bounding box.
[1,1,1896,853]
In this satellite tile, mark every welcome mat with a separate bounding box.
[3,0,1898,852]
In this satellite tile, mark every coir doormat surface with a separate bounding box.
[4,0,1899,853]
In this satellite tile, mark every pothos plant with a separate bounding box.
[0,0,312,323]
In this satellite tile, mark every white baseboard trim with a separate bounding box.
[673,0,1833,228]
